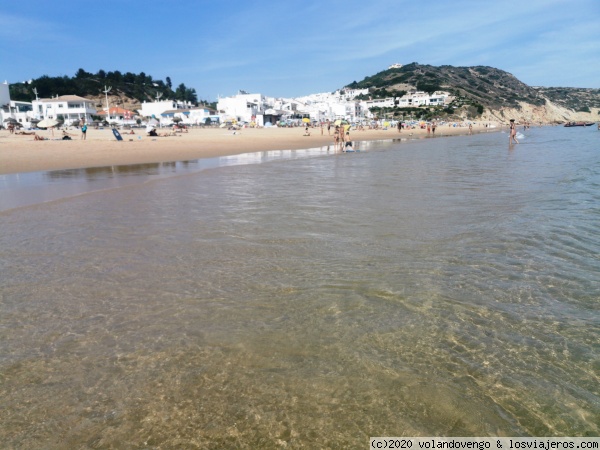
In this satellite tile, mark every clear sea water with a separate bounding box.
[1,127,598,448]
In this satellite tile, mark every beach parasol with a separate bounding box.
[302,117,310,123]
[37,118,59,128]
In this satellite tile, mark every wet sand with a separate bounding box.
[0,123,499,175]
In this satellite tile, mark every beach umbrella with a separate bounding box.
[302,118,310,123]
[36,119,59,128]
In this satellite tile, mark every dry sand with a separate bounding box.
[0,123,501,175]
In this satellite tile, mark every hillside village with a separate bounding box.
[0,82,453,129]
[2,63,599,129]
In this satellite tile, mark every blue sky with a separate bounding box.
[1,0,598,101]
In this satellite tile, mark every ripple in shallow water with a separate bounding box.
[1,127,599,446]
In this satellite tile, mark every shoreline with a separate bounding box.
[0,123,502,175]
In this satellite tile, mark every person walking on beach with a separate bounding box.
[333,127,340,150]
[81,122,87,140]
[509,119,519,144]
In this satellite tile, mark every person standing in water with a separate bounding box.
[509,119,519,144]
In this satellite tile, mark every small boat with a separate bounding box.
[564,122,595,127]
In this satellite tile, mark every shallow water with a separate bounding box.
[1,127,599,447]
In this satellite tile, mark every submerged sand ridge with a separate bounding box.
[0,123,501,175]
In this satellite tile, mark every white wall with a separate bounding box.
[0,82,10,106]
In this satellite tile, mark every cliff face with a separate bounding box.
[347,63,600,123]
[482,100,599,124]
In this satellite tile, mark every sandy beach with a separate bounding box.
[0,122,500,175]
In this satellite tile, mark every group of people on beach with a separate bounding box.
[332,124,352,151]
[9,120,88,141]
[306,119,353,151]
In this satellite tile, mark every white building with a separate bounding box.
[398,91,448,107]
[214,88,450,125]
[0,81,10,112]
[360,91,450,118]
[215,90,365,125]
[186,105,218,125]
[138,99,195,124]
[1,81,34,128]
[159,105,218,125]
[32,95,95,125]
[216,92,267,124]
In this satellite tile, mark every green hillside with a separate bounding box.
[345,62,600,116]
[9,69,201,106]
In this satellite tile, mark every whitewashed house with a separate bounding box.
[32,95,95,125]
[186,105,218,125]
[138,99,195,125]
[216,92,266,124]
[401,91,448,107]
[1,81,34,128]
[159,105,218,125]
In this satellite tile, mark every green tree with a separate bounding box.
[75,68,92,79]
[123,72,136,84]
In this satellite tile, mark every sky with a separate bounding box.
[1,0,599,101]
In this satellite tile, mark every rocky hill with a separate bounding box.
[346,62,600,123]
